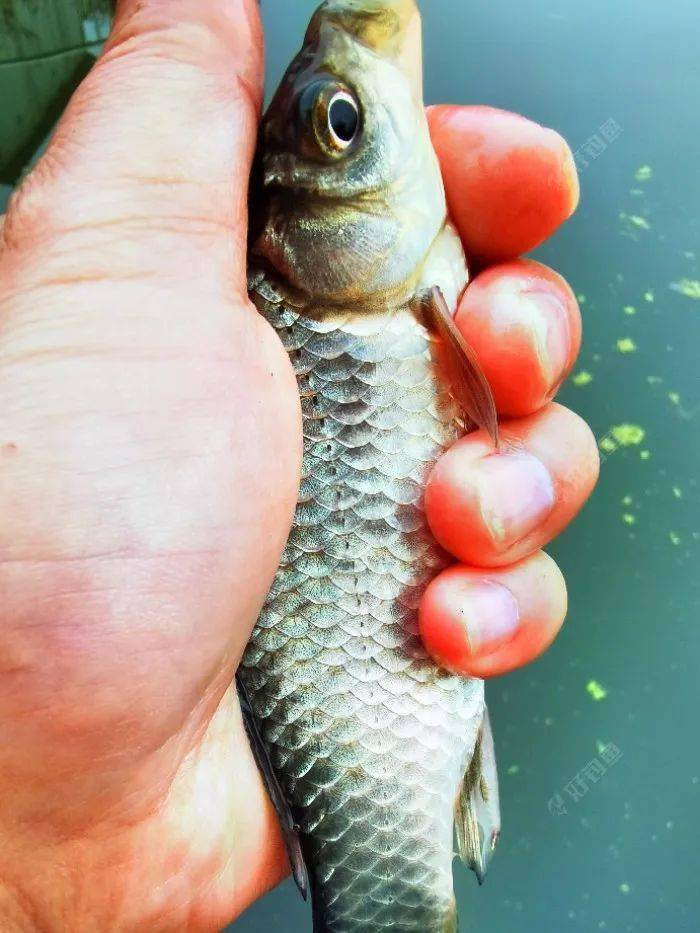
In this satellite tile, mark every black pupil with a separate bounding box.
[328,97,359,144]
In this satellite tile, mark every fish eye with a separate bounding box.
[299,79,362,158]
[327,91,360,149]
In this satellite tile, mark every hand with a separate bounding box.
[0,3,597,932]
[419,106,599,678]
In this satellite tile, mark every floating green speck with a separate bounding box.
[669,391,681,406]
[507,765,520,776]
[644,290,655,303]
[587,680,608,702]
[622,495,633,506]
[619,883,631,895]
[572,370,593,387]
[617,337,637,354]
[612,424,646,446]
[629,215,651,231]
[635,165,653,182]
[673,486,683,499]
[622,513,636,526]
[600,425,647,454]
[647,375,663,385]
[670,532,681,547]
[671,278,700,300]
[640,449,651,460]
[577,293,587,305]
[624,305,637,316]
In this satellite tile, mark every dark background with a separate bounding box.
[1,1,699,931]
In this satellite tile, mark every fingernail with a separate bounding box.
[475,452,555,545]
[459,580,520,655]
[520,285,571,387]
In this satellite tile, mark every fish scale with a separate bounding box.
[239,274,485,932]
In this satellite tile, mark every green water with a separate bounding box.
[1,1,698,930]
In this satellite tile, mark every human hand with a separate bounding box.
[0,2,597,931]
[419,106,599,679]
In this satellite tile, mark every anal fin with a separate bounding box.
[236,673,310,901]
[455,707,501,885]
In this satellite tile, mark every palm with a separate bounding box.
[0,243,300,927]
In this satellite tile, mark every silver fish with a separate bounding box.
[240,2,500,930]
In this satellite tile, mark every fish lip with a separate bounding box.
[263,179,345,204]
[262,159,386,202]
[261,177,390,218]
[262,151,344,194]
[263,177,351,202]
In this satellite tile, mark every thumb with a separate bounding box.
[6,0,263,295]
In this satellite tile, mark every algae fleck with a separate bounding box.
[572,370,593,387]
[587,680,608,702]
[629,215,651,231]
[671,278,700,300]
[617,337,637,354]
[612,424,646,445]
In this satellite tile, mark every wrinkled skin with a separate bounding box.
[0,1,598,930]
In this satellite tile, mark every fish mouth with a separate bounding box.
[262,150,386,202]
[262,153,329,193]
[263,150,329,190]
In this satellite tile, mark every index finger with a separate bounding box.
[428,105,579,265]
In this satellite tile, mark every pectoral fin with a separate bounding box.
[414,286,499,447]
[455,707,501,885]
[236,673,310,901]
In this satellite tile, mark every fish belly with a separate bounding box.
[240,276,484,932]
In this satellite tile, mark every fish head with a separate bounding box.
[253,0,446,306]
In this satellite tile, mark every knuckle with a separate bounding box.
[2,151,66,254]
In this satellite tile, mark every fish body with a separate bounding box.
[240,3,499,930]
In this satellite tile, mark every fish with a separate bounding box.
[238,2,501,930]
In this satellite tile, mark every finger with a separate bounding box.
[419,552,567,678]
[456,259,582,417]
[425,404,599,568]
[6,0,262,293]
[428,105,579,265]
